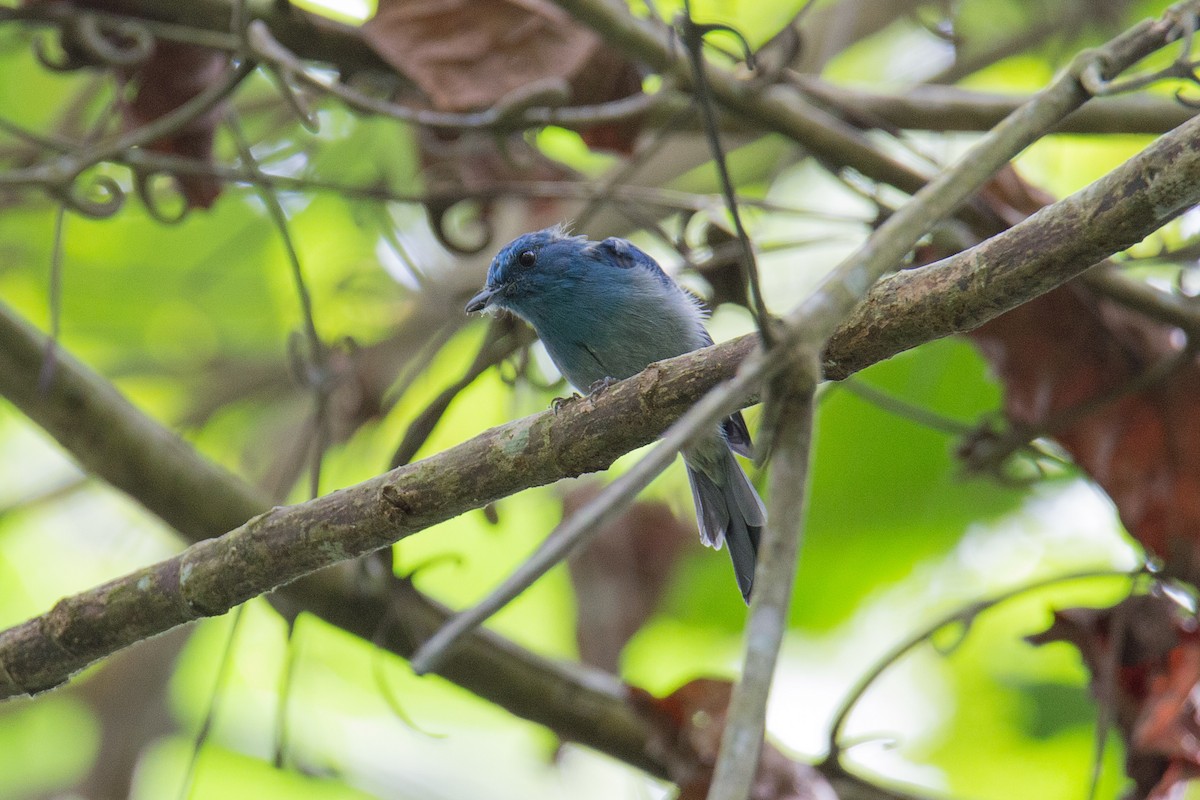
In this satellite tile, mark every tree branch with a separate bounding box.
[1081,263,1200,335]
[549,0,1197,201]
[396,0,1200,700]
[4,0,390,73]
[794,78,1197,135]
[824,110,1200,378]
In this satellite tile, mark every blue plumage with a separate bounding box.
[466,226,766,602]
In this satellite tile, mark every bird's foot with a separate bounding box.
[551,393,581,415]
[587,376,617,395]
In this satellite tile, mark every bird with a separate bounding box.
[465,225,766,602]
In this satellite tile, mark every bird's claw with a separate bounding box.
[551,394,580,414]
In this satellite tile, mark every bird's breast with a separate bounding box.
[525,279,707,391]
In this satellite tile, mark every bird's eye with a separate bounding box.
[517,250,537,268]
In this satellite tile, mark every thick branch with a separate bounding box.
[0,312,756,700]
[824,111,1200,377]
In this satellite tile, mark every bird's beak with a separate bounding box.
[465,286,497,314]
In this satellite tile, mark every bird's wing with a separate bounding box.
[588,238,754,452]
[589,237,676,289]
[722,412,755,459]
[696,330,755,458]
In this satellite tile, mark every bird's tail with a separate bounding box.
[686,450,766,603]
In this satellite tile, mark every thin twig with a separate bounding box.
[36,205,66,394]
[0,475,88,516]
[272,619,299,770]
[706,368,817,800]
[1082,263,1200,336]
[226,115,330,498]
[839,377,975,436]
[1087,595,1132,800]
[676,1,773,342]
[178,606,246,800]
[822,569,1137,766]
[790,77,1197,136]
[1,4,244,53]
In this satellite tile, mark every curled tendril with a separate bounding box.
[1080,8,1200,97]
[700,21,757,70]
[929,615,978,656]
[33,12,156,72]
[50,173,125,218]
[426,199,492,256]
[673,11,757,70]
[264,65,320,134]
[72,13,155,68]
[33,33,90,72]
[133,171,190,224]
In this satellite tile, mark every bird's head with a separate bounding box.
[464,225,590,316]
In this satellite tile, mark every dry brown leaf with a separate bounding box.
[1029,593,1200,799]
[364,0,643,151]
[565,483,695,673]
[631,679,837,800]
[121,43,226,209]
[962,168,1200,581]
[936,163,1200,800]
[364,0,603,112]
